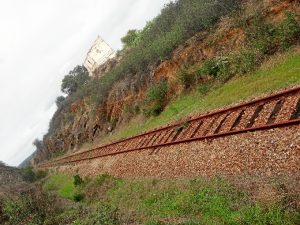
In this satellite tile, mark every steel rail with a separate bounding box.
[38,86,300,168]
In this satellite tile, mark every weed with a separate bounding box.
[95,173,111,186]
[197,56,230,80]
[73,174,84,187]
[145,80,169,116]
[278,12,300,50]
[176,65,195,89]
[197,84,209,95]
[73,193,85,202]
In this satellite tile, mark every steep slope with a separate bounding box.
[32,0,300,165]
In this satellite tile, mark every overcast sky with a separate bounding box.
[0,0,170,166]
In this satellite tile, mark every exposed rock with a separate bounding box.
[32,0,300,164]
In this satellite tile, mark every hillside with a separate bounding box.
[0,164,25,196]
[29,0,300,165]
[9,0,300,224]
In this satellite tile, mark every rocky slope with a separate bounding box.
[33,0,300,165]
[0,164,26,197]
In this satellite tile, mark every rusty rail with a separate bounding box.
[38,86,300,168]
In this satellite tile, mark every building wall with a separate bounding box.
[84,36,116,76]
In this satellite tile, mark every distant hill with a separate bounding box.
[18,152,35,168]
[0,164,27,197]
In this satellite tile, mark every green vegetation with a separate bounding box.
[3,173,297,225]
[97,48,300,144]
[44,0,239,135]
[176,65,195,89]
[61,65,90,95]
[145,80,169,116]
[1,188,60,225]
[35,0,300,162]
[73,174,84,187]
[61,0,239,107]
[21,166,47,182]
[43,174,75,199]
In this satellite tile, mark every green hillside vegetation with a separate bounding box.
[87,47,300,146]
[2,173,298,224]
[26,0,299,162]
[46,0,299,153]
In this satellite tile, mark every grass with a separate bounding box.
[43,173,75,199]
[41,173,300,225]
[86,47,300,147]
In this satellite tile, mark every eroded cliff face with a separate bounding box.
[34,0,299,164]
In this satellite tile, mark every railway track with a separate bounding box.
[38,86,300,168]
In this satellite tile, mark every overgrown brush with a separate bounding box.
[144,80,169,116]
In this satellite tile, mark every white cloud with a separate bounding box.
[0,0,170,166]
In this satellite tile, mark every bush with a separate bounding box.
[95,173,112,186]
[73,193,84,202]
[278,12,300,50]
[231,49,257,74]
[73,203,120,225]
[93,203,120,225]
[21,166,36,182]
[2,188,61,225]
[61,65,90,95]
[35,170,48,180]
[197,84,209,95]
[197,56,230,79]
[145,80,168,116]
[55,96,65,108]
[73,175,84,187]
[176,65,195,89]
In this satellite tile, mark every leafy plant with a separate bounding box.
[278,12,300,50]
[73,174,84,187]
[73,193,85,202]
[61,65,90,95]
[197,56,230,79]
[145,80,169,116]
[176,65,195,89]
[21,166,36,182]
[197,84,209,95]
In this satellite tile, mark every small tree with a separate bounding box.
[121,29,140,49]
[61,65,90,95]
[33,139,43,151]
[55,96,65,108]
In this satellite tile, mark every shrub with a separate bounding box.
[146,80,168,102]
[133,104,141,114]
[35,170,48,180]
[73,175,84,187]
[74,203,120,225]
[2,188,61,225]
[176,66,195,89]
[73,193,84,202]
[145,80,168,116]
[95,173,112,186]
[61,65,90,95]
[278,12,300,50]
[197,84,209,95]
[21,166,36,182]
[197,56,230,79]
[55,96,65,108]
[231,49,258,74]
[248,20,278,54]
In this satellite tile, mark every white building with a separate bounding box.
[83,36,116,76]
